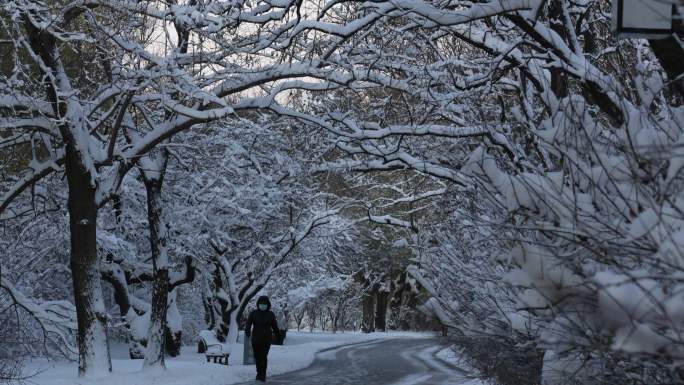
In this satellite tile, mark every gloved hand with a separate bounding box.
[245,331,251,338]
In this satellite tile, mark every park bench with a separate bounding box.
[198,330,229,365]
[205,343,229,365]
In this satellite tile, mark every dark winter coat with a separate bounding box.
[245,296,280,345]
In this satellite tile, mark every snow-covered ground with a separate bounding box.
[23,331,433,385]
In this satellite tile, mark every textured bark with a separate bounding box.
[143,271,169,366]
[164,328,182,357]
[361,286,377,333]
[25,17,112,378]
[374,290,389,332]
[142,177,170,369]
[66,149,112,376]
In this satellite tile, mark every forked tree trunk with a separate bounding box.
[294,309,305,331]
[102,262,185,359]
[66,149,112,377]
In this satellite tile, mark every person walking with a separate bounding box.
[245,295,280,382]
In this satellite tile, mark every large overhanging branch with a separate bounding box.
[283,0,541,41]
[0,275,78,358]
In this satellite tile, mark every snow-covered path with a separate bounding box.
[237,338,479,385]
[23,332,483,385]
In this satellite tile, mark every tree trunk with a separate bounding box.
[220,305,239,361]
[99,264,141,359]
[142,178,170,369]
[215,302,230,342]
[227,308,239,344]
[164,290,182,357]
[205,263,230,342]
[361,288,376,333]
[400,280,420,330]
[308,307,316,332]
[375,290,389,332]
[203,286,216,332]
[235,281,263,326]
[32,16,112,376]
[338,306,347,333]
[294,309,305,331]
[319,313,327,331]
[388,272,405,330]
[66,149,112,377]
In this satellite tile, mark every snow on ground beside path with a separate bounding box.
[23,331,433,385]
[435,345,485,385]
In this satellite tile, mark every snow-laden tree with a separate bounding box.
[97,166,196,361]
[0,274,78,359]
[400,195,544,384]
[0,172,77,362]
[0,0,406,376]
[275,0,684,383]
[136,115,342,354]
[2,0,683,382]
[287,271,360,333]
[202,206,338,346]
